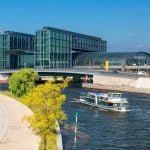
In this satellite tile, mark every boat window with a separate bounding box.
[91,95,95,99]
[113,104,117,107]
[122,103,127,107]
[97,101,101,105]
[108,94,113,98]
[117,103,120,106]
[108,93,122,98]
[81,92,86,96]
[108,103,113,106]
[87,98,95,103]
[97,97,101,100]
[102,101,107,106]
[97,99,100,103]
[88,94,91,98]
[116,94,122,97]
[113,103,121,106]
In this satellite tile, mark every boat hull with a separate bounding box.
[79,98,128,112]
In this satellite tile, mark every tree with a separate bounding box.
[52,76,58,82]
[9,68,39,97]
[21,80,69,150]
[72,76,82,83]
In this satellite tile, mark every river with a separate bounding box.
[0,84,149,149]
[62,88,150,150]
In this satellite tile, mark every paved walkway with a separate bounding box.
[0,103,8,141]
[0,94,40,150]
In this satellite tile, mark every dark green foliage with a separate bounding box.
[9,69,39,97]
[72,76,82,83]
[53,76,58,82]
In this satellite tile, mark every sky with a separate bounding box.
[0,0,150,52]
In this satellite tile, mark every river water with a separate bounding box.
[62,88,150,150]
[0,84,8,91]
[0,84,149,149]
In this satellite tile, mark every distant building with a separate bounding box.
[0,31,34,69]
[34,27,107,68]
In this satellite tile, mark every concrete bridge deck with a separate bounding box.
[0,68,146,79]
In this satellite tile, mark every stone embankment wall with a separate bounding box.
[135,78,150,88]
[56,122,63,150]
[93,75,150,89]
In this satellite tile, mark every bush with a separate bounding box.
[9,69,39,97]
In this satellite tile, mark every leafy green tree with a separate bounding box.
[53,76,58,82]
[9,69,39,97]
[72,76,82,83]
[62,76,67,80]
[21,80,69,150]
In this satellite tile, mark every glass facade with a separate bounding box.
[0,27,107,69]
[74,52,150,66]
[35,27,72,68]
[0,34,9,69]
[72,34,106,52]
[0,31,34,69]
[35,27,107,68]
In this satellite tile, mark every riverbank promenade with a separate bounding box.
[0,94,40,150]
[82,83,150,94]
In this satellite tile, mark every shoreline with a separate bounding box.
[82,83,150,95]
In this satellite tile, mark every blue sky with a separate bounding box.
[0,0,150,52]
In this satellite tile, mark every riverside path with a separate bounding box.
[0,94,40,150]
[0,103,8,141]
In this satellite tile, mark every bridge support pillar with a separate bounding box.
[121,66,125,72]
[84,74,88,82]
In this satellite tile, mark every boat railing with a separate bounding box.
[121,98,128,103]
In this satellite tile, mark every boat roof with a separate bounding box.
[81,92,122,96]
[87,92,108,97]
[95,93,107,96]
[107,92,122,94]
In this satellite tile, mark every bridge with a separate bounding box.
[0,68,150,89]
[74,65,150,72]
[0,68,145,80]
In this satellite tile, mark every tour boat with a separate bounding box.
[79,92,128,112]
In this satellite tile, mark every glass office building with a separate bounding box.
[72,33,106,53]
[35,27,107,68]
[35,27,72,68]
[74,52,150,66]
[0,31,34,69]
[0,27,107,69]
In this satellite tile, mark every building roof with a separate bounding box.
[36,26,105,41]
[74,52,150,66]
